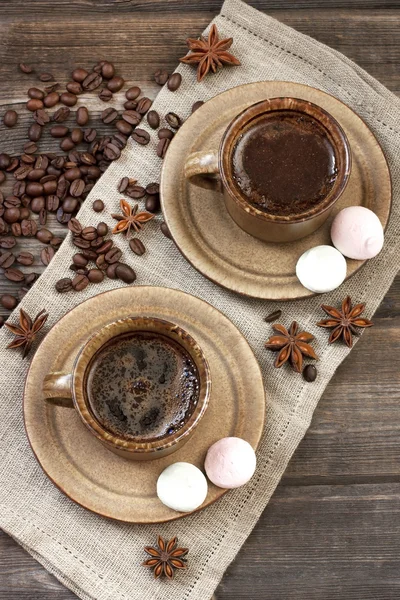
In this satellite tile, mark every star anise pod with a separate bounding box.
[317,296,373,348]
[143,536,188,579]
[265,321,318,373]
[180,24,241,82]
[5,308,48,359]
[111,199,154,238]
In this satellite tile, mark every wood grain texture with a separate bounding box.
[0,1,399,599]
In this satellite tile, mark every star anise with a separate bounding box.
[5,308,48,359]
[143,536,188,579]
[111,199,154,238]
[317,296,373,348]
[265,321,318,373]
[180,24,241,82]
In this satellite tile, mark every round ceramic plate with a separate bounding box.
[161,81,392,300]
[24,286,265,523]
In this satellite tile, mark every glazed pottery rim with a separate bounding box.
[220,97,352,224]
[71,316,211,454]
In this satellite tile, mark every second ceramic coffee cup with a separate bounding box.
[184,97,351,243]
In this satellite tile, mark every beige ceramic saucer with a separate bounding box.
[24,286,265,523]
[161,81,391,300]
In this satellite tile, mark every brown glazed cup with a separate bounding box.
[184,97,351,243]
[42,317,211,461]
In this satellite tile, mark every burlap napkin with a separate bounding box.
[1,1,399,598]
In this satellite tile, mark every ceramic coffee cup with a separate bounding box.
[43,317,211,461]
[184,97,351,243]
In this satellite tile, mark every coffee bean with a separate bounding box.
[101,107,118,124]
[4,195,21,208]
[40,245,55,265]
[145,194,160,213]
[10,222,21,236]
[25,272,39,286]
[28,123,42,142]
[16,251,34,266]
[72,253,88,267]
[68,179,85,198]
[43,92,60,108]
[60,92,77,107]
[4,208,20,223]
[98,88,113,102]
[43,180,57,196]
[44,83,59,93]
[154,70,169,85]
[97,222,108,237]
[64,168,80,182]
[303,365,317,382]
[107,76,124,92]
[38,208,46,225]
[71,128,84,144]
[160,221,172,239]
[167,72,182,92]
[0,236,16,248]
[50,125,69,138]
[0,252,15,268]
[129,238,145,255]
[115,119,132,135]
[83,72,103,91]
[62,196,78,213]
[60,137,75,152]
[27,168,46,181]
[122,110,141,126]
[95,239,113,254]
[105,247,122,264]
[68,217,82,235]
[3,110,18,128]
[6,158,18,172]
[4,267,25,282]
[28,88,45,100]
[19,207,30,220]
[131,129,150,145]
[27,98,44,111]
[103,143,121,160]
[66,81,82,95]
[19,63,33,74]
[146,182,160,195]
[1,294,18,309]
[53,106,70,122]
[106,262,119,279]
[80,226,97,241]
[23,142,38,156]
[116,263,136,284]
[39,72,54,82]
[156,137,170,158]
[93,199,104,212]
[50,236,63,249]
[74,106,88,127]
[147,110,160,129]
[55,278,73,293]
[118,177,130,193]
[81,248,98,261]
[36,228,53,243]
[158,128,174,140]
[124,100,138,110]
[87,268,105,283]
[96,254,108,270]
[56,208,71,224]
[34,108,50,125]
[45,195,59,212]
[72,68,89,82]
[165,112,181,129]
[264,309,283,323]
[126,185,145,199]
[17,287,29,301]
[137,97,152,115]
[0,171,5,184]
[21,219,37,236]
[0,154,10,170]
[84,128,97,143]
[26,181,44,197]
[87,166,101,180]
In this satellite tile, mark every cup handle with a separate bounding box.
[43,372,74,408]
[184,150,222,192]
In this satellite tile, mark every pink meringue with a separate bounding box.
[204,437,256,489]
[331,206,384,260]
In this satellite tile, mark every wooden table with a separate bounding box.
[0,1,399,598]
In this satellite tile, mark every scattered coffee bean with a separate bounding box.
[72,68,88,82]
[100,62,114,79]
[36,228,53,243]
[105,247,122,264]
[123,100,138,110]
[21,219,37,236]
[118,177,130,193]
[40,246,55,265]
[28,123,42,142]
[122,110,141,126]
[81,226,98,241]
[53,106,70,122]
[158,128,174,140]
[82,72,103,91]
[75,106,89,127]
[27,98,44,112]
[72,253,88,267]
[62,196,79,213]
[16,252,34,266]
[165,112,182,129]
[0,153,11,169]
[115,263,136,284]
[60,137,75,152]
[0,171,5,184]
[98,88,113,102]
[154,70,169,85]
[160,221,172,239]
[3,110,18,128]
[0,236,16,248]
[0,252,15,268]
[125,86,141,100]
[131,129,150,145]
[19,63,33,74]
[71,128,84,144]
[92,199,104,212]
[69,178,85,197]
[146,182,160,195]
[50,236,63,248]
[39,72,54,82]
[129,238,145,255]
[50,125,69,138]
[44,83,59,93]
[106,262,119,279]
[115,119,132,135]
[137,97,152,115]
[6,158,18,172]
[167,73,182,92]
[84,128,97,143]
[4,208,20,223]
[55,278,73,293]
[34,108,50,125]
[87,268,104,283]
[264,309,283,323]
[66,81,83,95]
[145,194,160,213]
[147,110,160,129]
[60,92,77,107]
[4,267,25,282]
[101,107,118,124]
[68,217,82,235]
[192,100,204,113]
[303,365,317,382]
[96,254,107,270]
[127,185,146,199]
[95,239,113,254]
[97,222,108,237]
[157,137,170,158]
[39,208,47,225]
[43,92,60,108]
[1,294,18,309]
[103,143,121,160]
[107,76,124,93]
